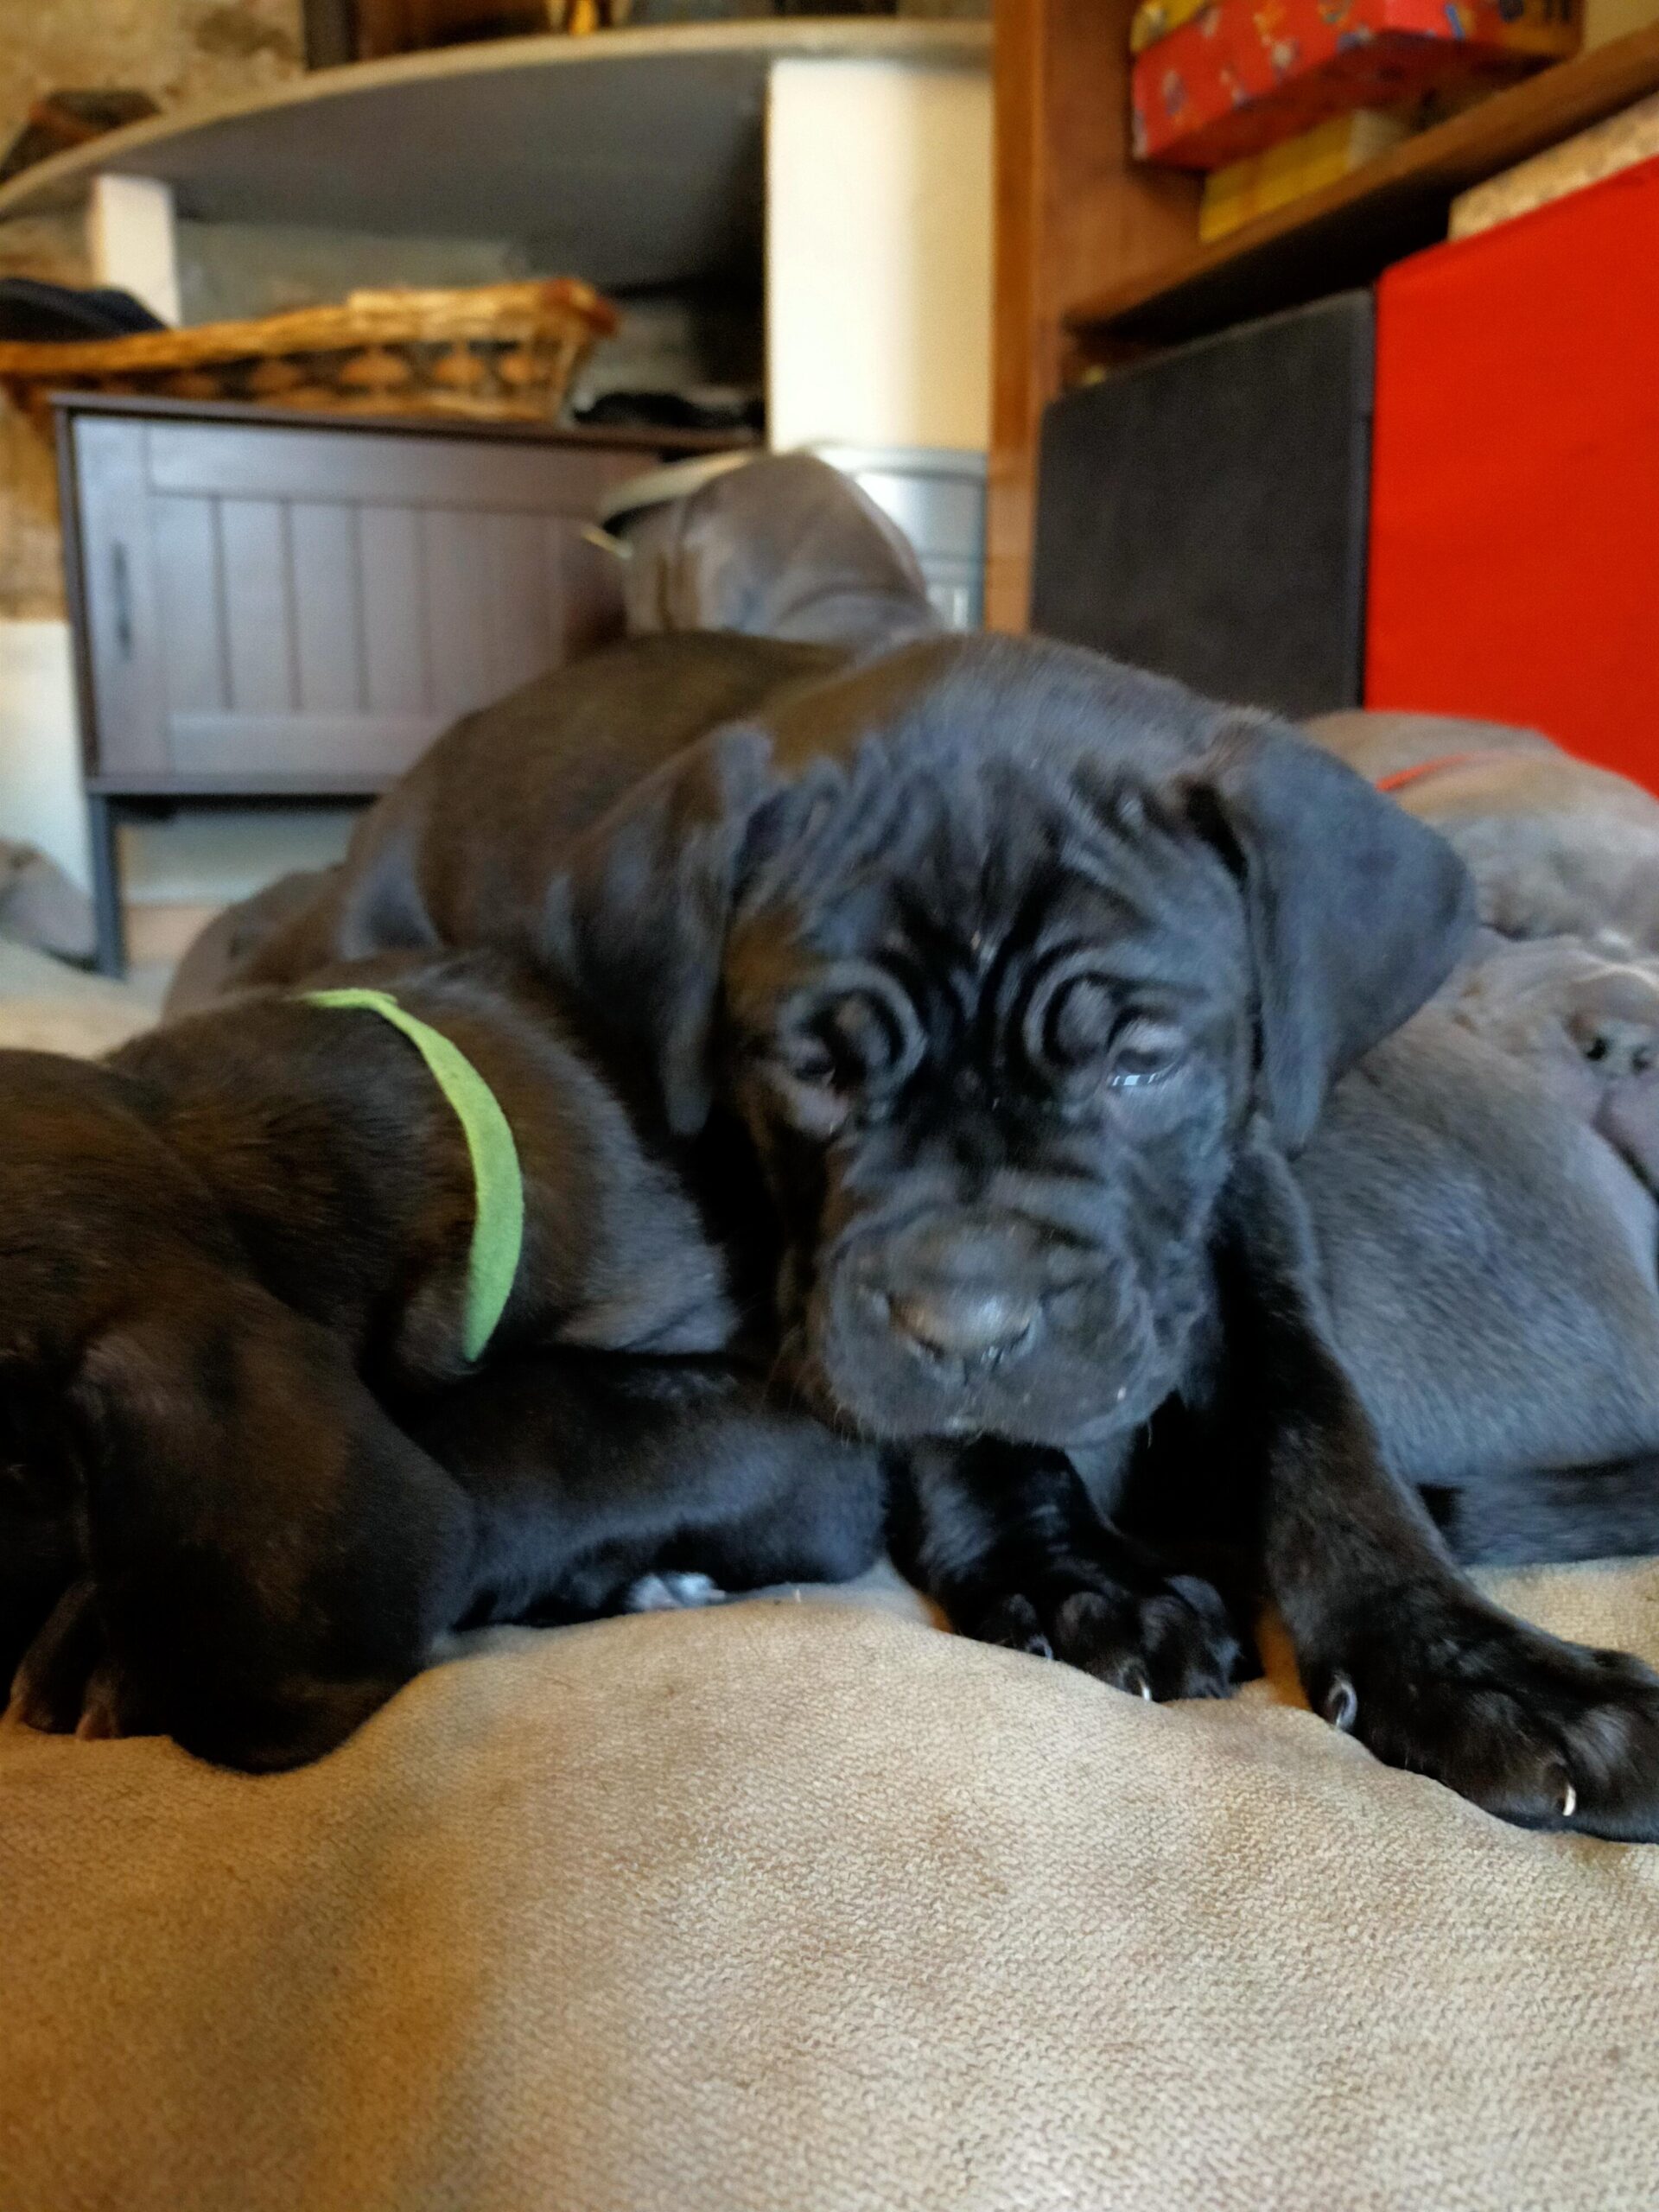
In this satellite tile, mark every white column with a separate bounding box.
[88,173,181,327]
[766,60,992,455]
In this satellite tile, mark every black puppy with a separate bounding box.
[0,953,881,1769]
[180,634,1659,1836]
[546,637,1659,1839]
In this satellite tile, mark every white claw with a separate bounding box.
[1140,1679,1154,1702]
[1561,1780,1578,1821]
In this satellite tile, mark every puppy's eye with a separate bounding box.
[782,1037,838,1087]
[827,991,906,1078]
[783,990,911,1089]
[761,1046,849,1141]
[1106,1014,1185,1089]
[1045,974,1116,1066]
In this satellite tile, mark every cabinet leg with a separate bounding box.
[87,794,127,978]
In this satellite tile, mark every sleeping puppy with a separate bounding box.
[0,953,882,1770]
[239,630,1659,1835]
[1292,710,1659,1566]
[1294,932,1659,1563]
[1307,709,1659,950]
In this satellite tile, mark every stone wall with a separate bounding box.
[0,2,303,147]
[0,3,306,616]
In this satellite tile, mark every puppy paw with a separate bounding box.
[9,1577,139,1740]
[621,1570,726,1614]
[1306,1589,1659,1841]
[974,1573,1242,1701]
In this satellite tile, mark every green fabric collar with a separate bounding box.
[303,986,525,1363]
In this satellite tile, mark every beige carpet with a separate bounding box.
[3,1564,1658,2212]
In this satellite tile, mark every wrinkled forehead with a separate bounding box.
[733,753,1251,1014]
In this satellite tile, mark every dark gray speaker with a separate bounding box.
[1032,291,1374,721]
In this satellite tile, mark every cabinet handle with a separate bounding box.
[110,542,133,658]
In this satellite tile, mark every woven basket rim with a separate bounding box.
[0,279,616,380]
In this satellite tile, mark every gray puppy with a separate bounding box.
[1309,708,1659,950]
[1300,711,1659,1560]
[609,452,942,654]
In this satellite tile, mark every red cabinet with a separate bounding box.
[1365,155,1659,790]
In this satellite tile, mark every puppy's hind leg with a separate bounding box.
[73,1265,476,1771]
[622,1571,726,1612]
[401,1351,887,1629]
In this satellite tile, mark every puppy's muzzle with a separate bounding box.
[851,1217,1051,1370]
[886,1284,1038,1365]
[810,1205,1157,1445]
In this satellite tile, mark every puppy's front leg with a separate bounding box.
[1227,1125,1659,1842]
[892,1441,1242,1701]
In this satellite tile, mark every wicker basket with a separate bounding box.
[0,279,618,426]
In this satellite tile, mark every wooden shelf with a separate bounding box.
[1066,22,1659,347]
[0,20,988,292]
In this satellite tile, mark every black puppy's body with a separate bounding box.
[1,954,883,1767]
[404,1352,882,1630]
[118,954,739,1377]
[218,634,842,1006]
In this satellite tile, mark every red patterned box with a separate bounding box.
[1132,0,1580,171]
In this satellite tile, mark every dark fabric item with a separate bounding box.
[0,277,165,342]
[573,391,764,435]
[1032,292,1373,721]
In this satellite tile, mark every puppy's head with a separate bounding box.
[551,638,1471,1446]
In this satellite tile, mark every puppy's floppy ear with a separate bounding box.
[543,721,780,1135]
[1190,715,1475,1149]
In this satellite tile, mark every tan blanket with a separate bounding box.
[4,1563,1659,2212]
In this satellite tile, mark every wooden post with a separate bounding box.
[986,0,1197,631]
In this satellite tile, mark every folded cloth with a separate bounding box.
[3,1565,1657,2212]
[0,837,94,964]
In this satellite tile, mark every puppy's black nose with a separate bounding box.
[887,1287,1038,1363]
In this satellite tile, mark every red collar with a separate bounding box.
[1374,747,1524,795]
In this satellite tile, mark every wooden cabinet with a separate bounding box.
[54,396,730,970]
[991,5,1659,631]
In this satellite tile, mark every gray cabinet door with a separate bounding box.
[73,414,634,791]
